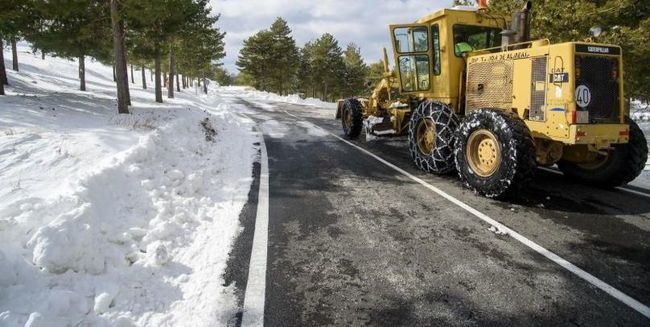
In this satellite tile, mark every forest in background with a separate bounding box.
[0,0,226,113]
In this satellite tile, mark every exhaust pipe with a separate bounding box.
[501,1,532,48]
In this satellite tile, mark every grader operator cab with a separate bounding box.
[336,0,648,198]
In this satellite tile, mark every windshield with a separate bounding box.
[453,25,502,56]
[393,27,428,53]
[392,26,431,92]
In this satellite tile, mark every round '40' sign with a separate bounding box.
[575,85,591,108]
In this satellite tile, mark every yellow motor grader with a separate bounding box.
[336,0,648,198]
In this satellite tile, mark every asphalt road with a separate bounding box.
[225,98,650,326]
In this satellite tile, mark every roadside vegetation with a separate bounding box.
[235,18,373,102]
[0,0,226,113]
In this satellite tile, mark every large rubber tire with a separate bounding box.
[558,119,648,187]
[454,109,537,198]
[408,101,460,174]
[341,98,363,138]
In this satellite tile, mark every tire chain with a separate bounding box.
[408,101,460,174]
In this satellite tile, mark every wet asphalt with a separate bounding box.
[225,99,650,326]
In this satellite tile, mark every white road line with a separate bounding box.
[323,131,650,318]
[539,166,650,199]
[241,130,270,327]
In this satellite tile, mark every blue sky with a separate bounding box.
[209,0,454,73]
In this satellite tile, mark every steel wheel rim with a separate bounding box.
[343,107,353,130]
[466,129,501,177]
[416,118,436,156]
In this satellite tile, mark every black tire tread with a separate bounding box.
[455,109,537,198]
[341,98,363,138]
[408,101,460,174]
[558,119,648,187]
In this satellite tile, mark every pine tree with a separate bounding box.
[237,30,276,91]
[236,18,299,94]
[310,33,345,101]
[124,0,204,102]
[0,1,34,74]
[0,0,37,91]
[175,4,226,94]
[29,0,112,91]
[342,43,369,98]
[296,44,314,97]
[110,0,129,114]
[268,18,299,95]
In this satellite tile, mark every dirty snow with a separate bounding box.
[296,121,329,137]
[221,86,336,109]
[1,44,257,326]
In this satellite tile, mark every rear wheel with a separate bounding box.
[408,101,459,174]
[341,98,363,138]
[455,109,536,198]
[558,119,648,187]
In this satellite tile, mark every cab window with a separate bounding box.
[431,24,441,75]
[394,27,428,53]
[399,55,430,92]
[453,25,501,57]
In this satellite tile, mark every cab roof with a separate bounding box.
[414,7,507,26]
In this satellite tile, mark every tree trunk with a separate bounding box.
[163,72,167,88]
[0,37,7,87]
[41,51,45,60]
[79,55,86,91]
[154,51,163,103]
[176,74,180,92]
[141,66,146,89]
[112,64,116,82]
[150,70,153,82]
[167,46,174,98]
[130,64,134,83]
[110,0,129,114]
[11,38,19,72]
[203,77,208,94]
[0,38,5,95]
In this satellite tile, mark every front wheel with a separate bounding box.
[558,119,648,187]
[454,109,537,198]
[341,98,363,138]
[408,101,460,174]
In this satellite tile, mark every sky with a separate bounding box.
[209,0,453,73]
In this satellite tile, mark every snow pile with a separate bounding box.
[220,86,337,109]
[1,44,257,326]
[631,100,650,122]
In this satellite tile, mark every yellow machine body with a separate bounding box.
[339,7,630,166]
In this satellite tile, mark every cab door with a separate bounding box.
[389,24,433,94]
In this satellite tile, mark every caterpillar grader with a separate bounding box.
[336,0,648,198]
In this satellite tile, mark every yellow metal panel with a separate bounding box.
[512,59,531,118]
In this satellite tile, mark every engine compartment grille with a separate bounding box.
[575,55,620,123]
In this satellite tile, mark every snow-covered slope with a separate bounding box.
[1,45,257,326]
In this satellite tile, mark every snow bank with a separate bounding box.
[1,44,257,326]
[220,86,337,109]
[631,100,650,122]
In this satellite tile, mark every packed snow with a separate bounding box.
[221,86,336,110]
[1,44,258,326]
